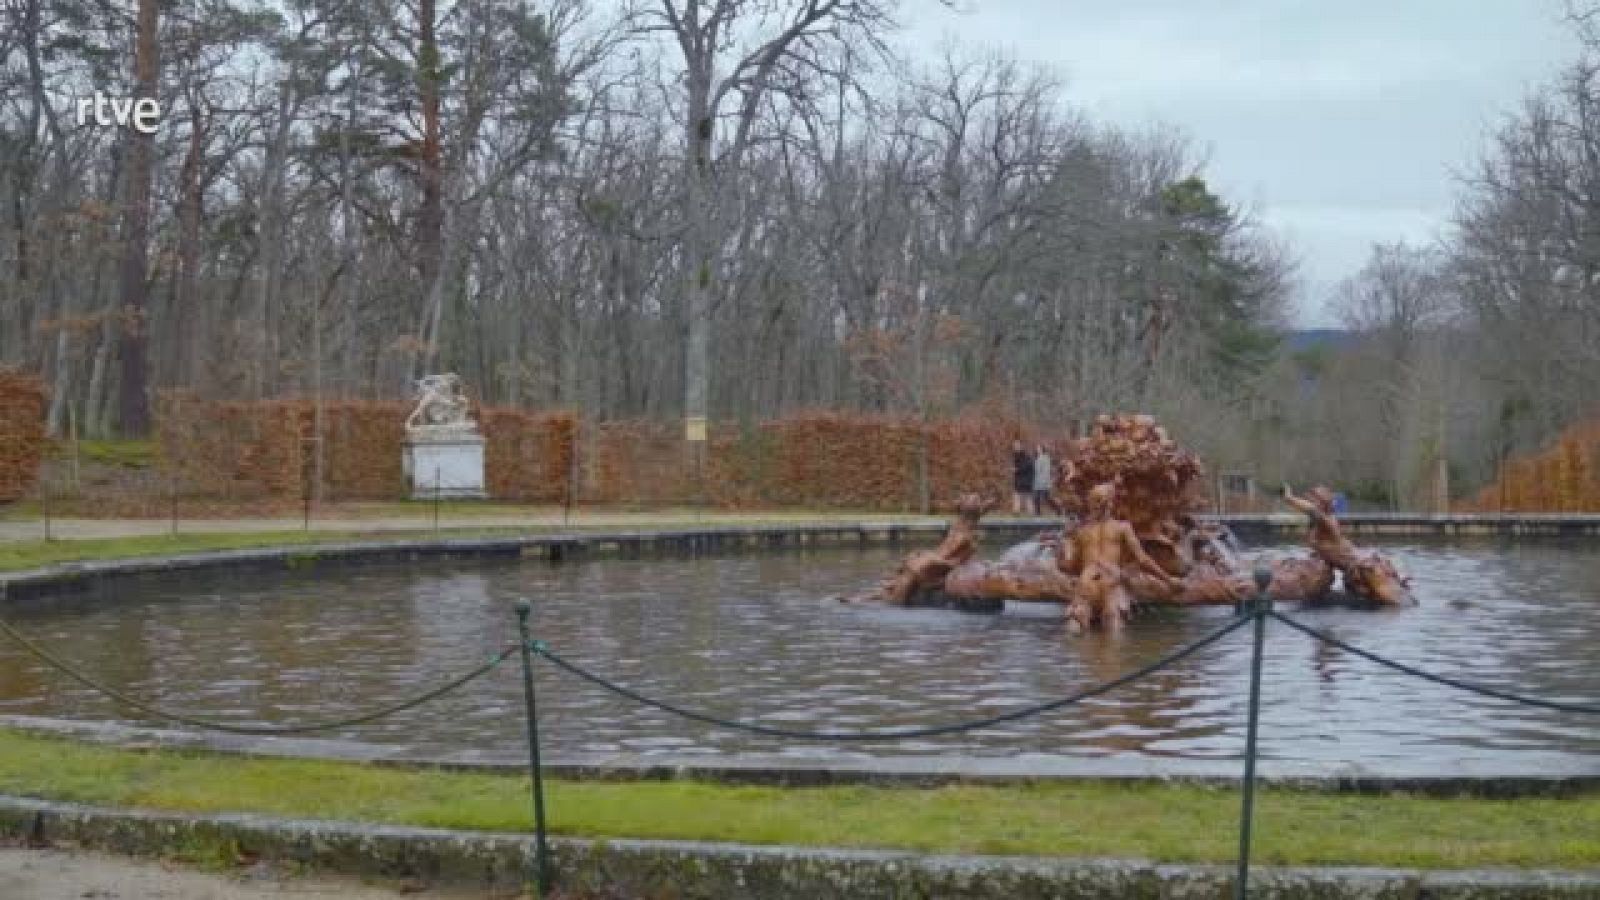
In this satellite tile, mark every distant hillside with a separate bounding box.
[1284,329,1354,353]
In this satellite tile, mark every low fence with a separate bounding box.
[2,573,1598,898]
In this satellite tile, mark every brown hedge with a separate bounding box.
[156,393,305,500]
[579,411,1047,511]
[156,396,1062,511]
[1464,422,1600,512]
[157,393,578,503]
[485,409,576,503]
[0,369,47,503]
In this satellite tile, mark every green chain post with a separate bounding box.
[1235,566,1273,899]
[515,599,553,895]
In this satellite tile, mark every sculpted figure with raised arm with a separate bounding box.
[1281,483,1409,604]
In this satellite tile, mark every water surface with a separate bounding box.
[2,539,1597,765]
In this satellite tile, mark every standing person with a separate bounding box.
[1011,441,1034,515]
[1033,444,1062,516]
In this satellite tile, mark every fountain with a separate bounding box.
[859,413,1409,625]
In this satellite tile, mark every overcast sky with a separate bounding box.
[896,1,1579,326]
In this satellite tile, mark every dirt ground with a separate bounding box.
[0,842,523,899]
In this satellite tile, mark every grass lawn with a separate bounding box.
[0,510,944,573]
[0,729,1594,869]
[70,439,160,468]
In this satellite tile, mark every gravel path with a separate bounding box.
[0,510,930,544]
[0,843,515,899]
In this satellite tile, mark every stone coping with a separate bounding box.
[1221,512,1600,539]
[0,521,965,603]
[5,716,1596,797]
[3,514,1596,604]
[2,795,1597,898]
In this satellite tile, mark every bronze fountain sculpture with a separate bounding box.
[852,413,1410,628]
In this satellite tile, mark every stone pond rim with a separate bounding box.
[2,515,1598,790]
[3,514,1598,605]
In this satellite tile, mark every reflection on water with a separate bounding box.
[2,540,1598,764]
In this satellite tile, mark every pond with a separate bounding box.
[2,539,1598,766]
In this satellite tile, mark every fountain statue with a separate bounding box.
[406,373,476,436]
[1065,414,1205,568]
[855,413,1410,627]
[402,373,488,499]
[1281,484,1410,604]
[1058,481,1182,632]
[875,493,992,604]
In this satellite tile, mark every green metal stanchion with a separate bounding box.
[515,599,553,895]
[1235,566,1272,900]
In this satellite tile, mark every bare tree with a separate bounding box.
[629,0,898,440]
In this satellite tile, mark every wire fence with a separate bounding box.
[533,613,1251,742]
[0,616,516,735]
[3,577,1599,898]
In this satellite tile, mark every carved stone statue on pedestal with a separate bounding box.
[402,373,488,499]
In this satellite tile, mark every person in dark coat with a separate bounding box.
[1011,441,1034,514]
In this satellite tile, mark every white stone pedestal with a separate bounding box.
[404,434,487,499]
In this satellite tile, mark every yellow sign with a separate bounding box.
[685,416,708,442]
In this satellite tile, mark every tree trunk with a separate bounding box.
[683,75,713,441]
[115,0,161,435]
[413,0,444,375]
[85,317,115,438]
[339,34,365,396]
[253,89,294,398]
[46,329,71,435]
[174,97,206,389]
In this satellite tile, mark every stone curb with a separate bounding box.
[5,716,1597,797]
[1221,513,1600,542]
[0,521,984,604]
[5,515,1597,604]
[3,795,1597,899]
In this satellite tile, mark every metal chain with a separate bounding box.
[0,615,516,735]
[1270,610,1600,715]
[532,613,1254,741]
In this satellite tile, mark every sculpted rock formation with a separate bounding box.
[1063,414,1205,552]
[1261,555,1336,602]
[945,531,1076,603]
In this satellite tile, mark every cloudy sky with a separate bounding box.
[897,1,1579,325]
